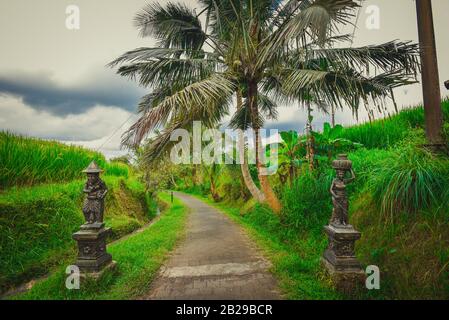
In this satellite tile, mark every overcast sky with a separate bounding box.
[0,0,448,158]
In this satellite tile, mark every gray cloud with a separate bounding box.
[0,69,146,116]
[0,95,135,141]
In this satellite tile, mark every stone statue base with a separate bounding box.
[79,260,117,282]
[322,224,365,295]
[80,222,105,231]
[72,227,113,274]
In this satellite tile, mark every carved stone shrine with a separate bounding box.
[72,161,116,277]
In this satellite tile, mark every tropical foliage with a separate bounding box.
[110,0,420,212]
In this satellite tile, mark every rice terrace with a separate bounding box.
[0,0,449,313]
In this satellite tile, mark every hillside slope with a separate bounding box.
[0,133,156,294]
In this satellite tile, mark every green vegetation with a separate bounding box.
[173,103,449,300]
[338,99,449,149]
[11,192,188,300]
[110,0,420,214]
[0,175,157,294]
[0,132,159,295]
[0,132,129,189]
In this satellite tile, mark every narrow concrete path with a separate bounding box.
[143,192,281,300]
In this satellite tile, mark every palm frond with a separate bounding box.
[122,74,236,147]
[258,0,360,68]
[135,2,206,50]
[229,93,277,130]
[282,67,417,114]
[114,56,220,88]
[304,41,420,75]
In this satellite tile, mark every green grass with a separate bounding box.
[336,99,449,149]
[352,193,449,299]
[347,139,449,299]
[186,192,340,300]
[0,131,128,189]
[0,175,156,294]
[10,192,188,300]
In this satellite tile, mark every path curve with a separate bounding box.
[142,192,281,300]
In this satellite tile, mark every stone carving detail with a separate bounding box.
[83,245,91,255]
[329,154,355,227]
[82,161,108,226]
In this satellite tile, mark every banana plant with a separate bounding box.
[308,122,363,162]
[276,131,306,186]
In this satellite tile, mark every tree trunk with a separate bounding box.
[416,0,444,148]
[210,176,220,202]
[306,103,315,171]
[289,165,295,187]
[331,104,335,128]
[236,90,265,202]
[248,81,282,214]
[170,174,178,189]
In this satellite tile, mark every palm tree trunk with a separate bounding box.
[289,165,295,187]
[248,81,282,214]
[331,104,335,128]
[416,0,444,148]
[306,102,315,170]
[236,90,265,202]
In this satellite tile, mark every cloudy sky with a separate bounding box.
[0,0,448,158]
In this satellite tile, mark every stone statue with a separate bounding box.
[82,161,108,226]
[73,161,114,275]
[329,154,355,227]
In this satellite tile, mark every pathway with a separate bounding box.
[142,192,281,300]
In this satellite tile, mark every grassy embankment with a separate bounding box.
[0,132,157,294]
[10,192,188,300]
[185,101,449,299]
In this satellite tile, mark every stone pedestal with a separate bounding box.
[322,224,365,294]
[72,225,114,275]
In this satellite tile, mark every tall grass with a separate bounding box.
[281,171,333,236]
[366,140,449,221]
[0,131,128,189]
[12,192,188,300]
[338,99,449,149]
[0,175,154,293]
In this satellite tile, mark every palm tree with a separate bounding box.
[110,0,419,213]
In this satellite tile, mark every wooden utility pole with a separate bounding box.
[415,0,444,148]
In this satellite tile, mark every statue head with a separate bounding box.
[83,161,103,185]
[87,172,100,185]
[336,169,346,180]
